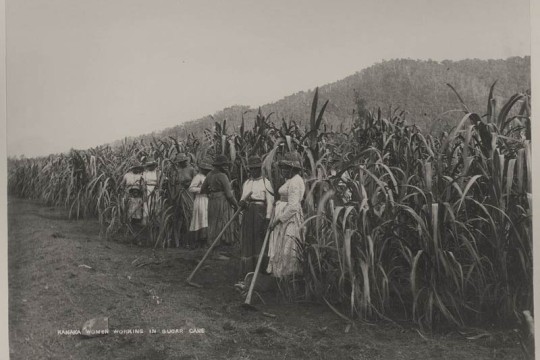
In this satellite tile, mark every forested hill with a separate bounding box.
[115,56,530,145]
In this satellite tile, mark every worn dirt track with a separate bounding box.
[8,197,524,359]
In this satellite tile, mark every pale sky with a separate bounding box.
[6,0,530,157]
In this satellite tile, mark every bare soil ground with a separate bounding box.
[8,197,525,359]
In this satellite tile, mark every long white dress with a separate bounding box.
[266,174,305,277]
[188,173,208,232]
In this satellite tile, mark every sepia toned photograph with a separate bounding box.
[5,0,534,359]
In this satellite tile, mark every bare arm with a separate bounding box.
[189,175,203,194]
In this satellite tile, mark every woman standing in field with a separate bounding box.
[267,152,305,277]
[122,164,145,224]
[200,154,239,252]
[237,156,274,277]
[173,153,196,247]
[188,159,212,249]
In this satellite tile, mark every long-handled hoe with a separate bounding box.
[242,205,276,311]
[186,192,251,288]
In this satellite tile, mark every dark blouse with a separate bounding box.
[200,169,237,206]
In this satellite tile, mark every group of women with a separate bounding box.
[185,151,307,284]
[199,152,305,285]
[121,159,159,225]
[123,151,306,282]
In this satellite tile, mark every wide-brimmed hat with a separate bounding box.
[198,160,213,170]
[175,153,189,163]
[128,164,144,172]
[247,156,262,168]
[278,152,302,169]
[212,154,231,166]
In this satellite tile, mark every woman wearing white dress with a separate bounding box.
[267,153,305,277]
[188,160,212,249]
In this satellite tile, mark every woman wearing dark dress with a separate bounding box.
[200,155,239,250]
[164,153,197,247]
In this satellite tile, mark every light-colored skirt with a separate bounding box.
[190,194,208,231]
[266,200,304,277]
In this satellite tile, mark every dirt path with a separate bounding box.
[8,198,523,360]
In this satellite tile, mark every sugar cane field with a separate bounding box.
[7,87,533,359]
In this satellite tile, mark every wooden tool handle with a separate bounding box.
[186,191,252,284]
[244,204,276,305]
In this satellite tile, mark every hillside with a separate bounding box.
[114,56,530,145]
